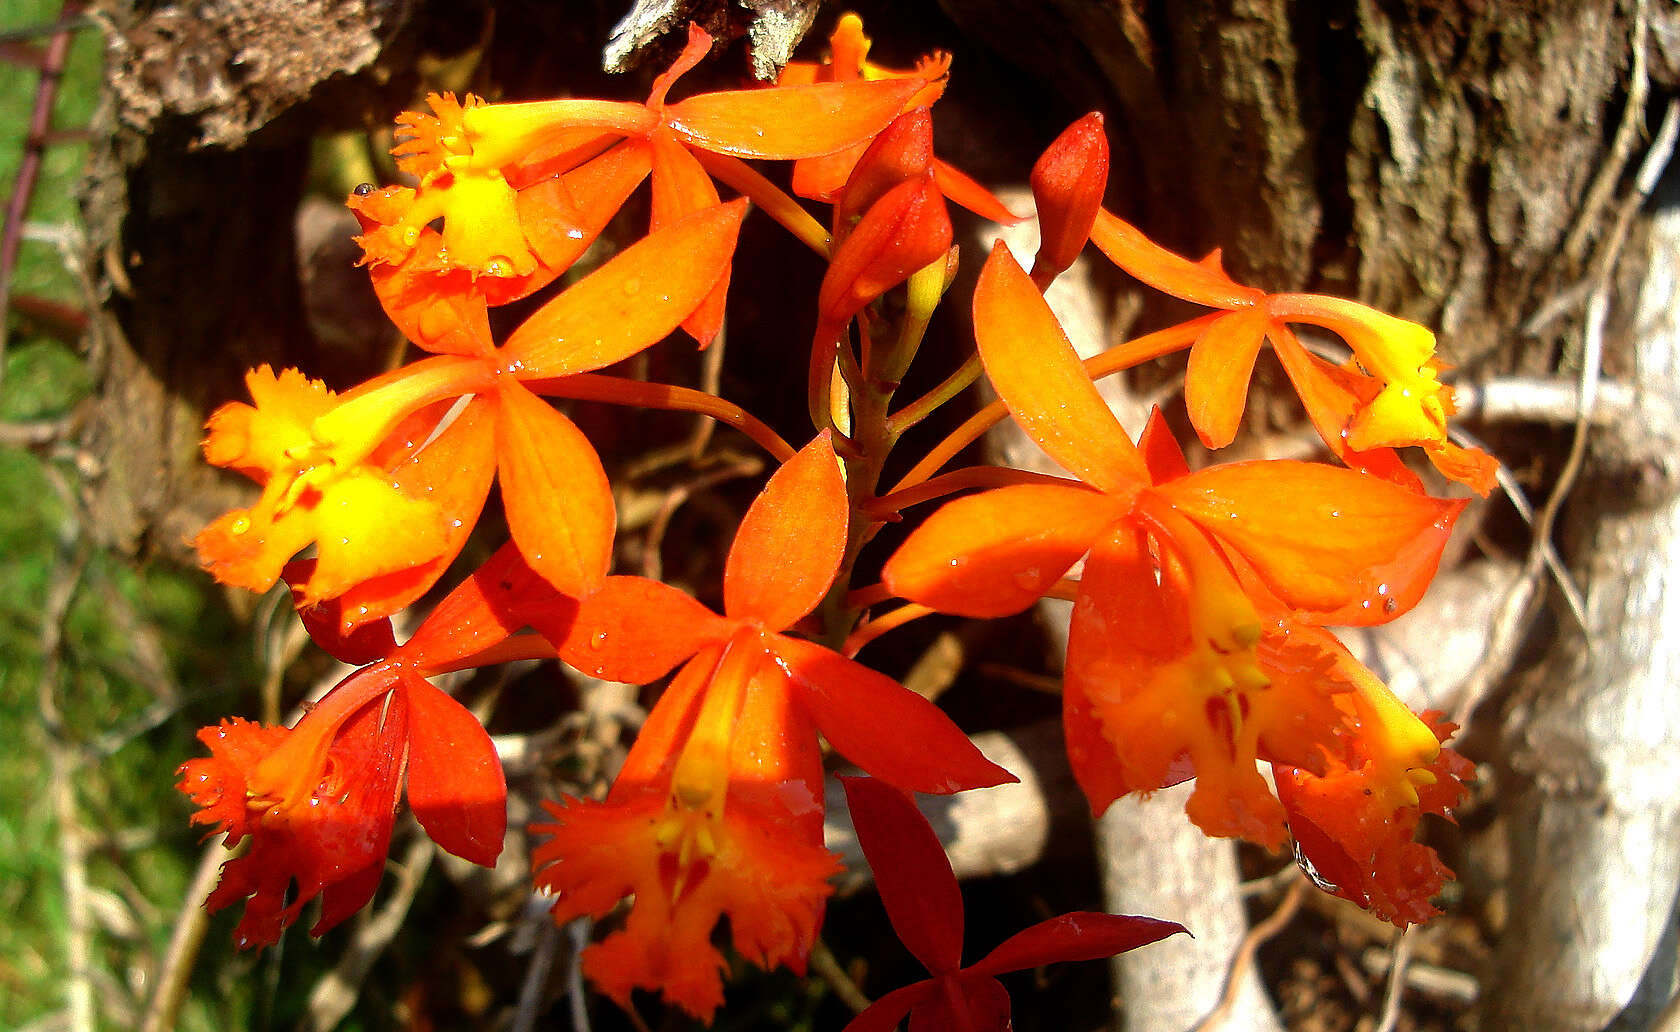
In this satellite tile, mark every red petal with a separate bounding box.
[401,541,564,670]
[841,776,965,973]
[665,78,925,160]
[402,671,506,866]
[284,561,397,664]
[1136,407,1191,484]
[1184,310,1269,449]
[841,982,935,1032]
[554,575,728,683]
[724,431,846,629]
[882,483,1126,618]
[968,912,1186,976]
[1157,462,1464,620]
[778,635,1015,793]
[494,381,615,597]
[499,199,746,376]
[834,109,934,231]
[973,242,1148,493]
[817,174,952,331]
[1029,112,1108,280]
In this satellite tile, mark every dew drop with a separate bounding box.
[229,515,251,536]
[566,227,584,240]
[947,557,967,568]
[353,182,374,196]
[485,257,512,277]
[589,631,608,650]
[1383,596,1399,614]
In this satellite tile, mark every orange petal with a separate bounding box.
[973,242,1148,493]
[882,483,1128,618]
[775,635,1015,793]
[932,158,1024,224]
[402,671,506,867]
[791,144,866,202]
[499,199,746,376]
[556,576,729,683]
[494,380,615,597]
[1184,309,1270,449]
[1090,208,1263,310]
[664,78,925,160]
[650,132,729,347]
[1158,461,1465,620]
[723,431,847,630]
[400,540,564,670]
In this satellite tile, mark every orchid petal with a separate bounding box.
[968,912,1187,977]
[841,981,935,1032]
[777,636,1015,793]
[974,242,1148,492]
[499,199,746,376]
[724,431,846,630]
[842,776,965,973]
[327,396,499,630]
[1136,407,1191,484]
[932,158,1023,224]
[665,78,925,160]
[555,575,728,683]
[1184,309,1269,449]
[400,541,562,670]
[883,483,1127,618]
[494,381,615,597]
[650,132,729,346]
[1090,208,1263,310]
[1158,461,1464,620]
[402,671,506,867]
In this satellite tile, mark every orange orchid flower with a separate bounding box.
[1278,711,1474,926]
[359,23,922,346]
[778,12,1020,224]
[196,201,746,623]
[175,546,550,947]
[530,433,1013,1018]
[1088,209,1498,494]
[884,244,1464,857]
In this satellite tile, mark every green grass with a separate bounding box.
[1,5,259,1028]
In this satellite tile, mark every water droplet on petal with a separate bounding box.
[229,515,251,536]
[1383,596,1399,614]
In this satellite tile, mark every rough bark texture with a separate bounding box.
[1486,200,1680,1031]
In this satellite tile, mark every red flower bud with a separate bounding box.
[1029,111,1108,287]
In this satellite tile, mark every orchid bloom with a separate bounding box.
[779,12,1019,224]
[530,433,1013,1019]
[840,776,1185,1032]
[195,200,746,624]
[1278,709,1474,926]
[1088,209,1498,494]
[884,244,1465,861]
[175,546,548,948]
[361,23,925,346]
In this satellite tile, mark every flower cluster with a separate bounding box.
[179,13,1487,1026]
